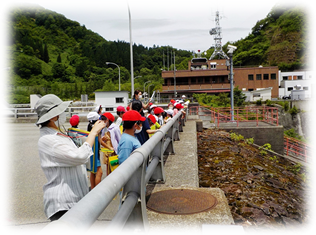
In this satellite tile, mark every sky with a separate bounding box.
[2,0,315,53]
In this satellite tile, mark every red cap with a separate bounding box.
[154,107,164,115]
[147,114,157,124]
[102,112,115,122]
[175,103,183,109]
[126,106,130,111]
[149,102,153,106]
[69,115,79,126]
[117,106,126,113]
[170,99,176,104]
[122,110,146,122]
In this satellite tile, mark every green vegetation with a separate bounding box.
[290,163,316,189]
[8,5,307,103]
[193,87,246,107]
[259,143,272,156]
[284,128,305,142]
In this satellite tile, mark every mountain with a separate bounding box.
[8,5,191,103]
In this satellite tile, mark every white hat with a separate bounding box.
[87,112,99,121]
[182,95,186,98]
[150,104,157,109]
[34,94,71,125]
[166,109,173,116]
[94,105,102,112]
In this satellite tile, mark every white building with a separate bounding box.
[94,91,129,114]
[243,87,272,102]
[278,70,313,99]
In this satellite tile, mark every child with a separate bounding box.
[164,109,173,123]
[117,110,145,164]
[154,107,164,125]
[86,111,103,190]
[68,115,83,147]
[116,106,126,133]
[147,114,160,138]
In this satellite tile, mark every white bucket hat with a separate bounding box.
[34,94,71,125]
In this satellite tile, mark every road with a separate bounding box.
[4,122,118,231]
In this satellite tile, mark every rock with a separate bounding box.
[254,165,264,171]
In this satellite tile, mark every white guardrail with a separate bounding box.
[41,110,185,232]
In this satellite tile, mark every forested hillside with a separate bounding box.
[206,5,307,71]
[8,4,307,104]
[8,5,191,103]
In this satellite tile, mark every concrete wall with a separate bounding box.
[221,126,284,154]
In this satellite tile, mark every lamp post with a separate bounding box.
[227,45,237,121]
[126,0,134,95]
[0,67,11,98]
[106,62,121,91]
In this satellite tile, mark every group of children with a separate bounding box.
[68,96,188,190]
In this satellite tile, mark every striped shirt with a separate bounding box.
[38,127,93,219]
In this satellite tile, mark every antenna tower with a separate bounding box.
[209,11,228,60]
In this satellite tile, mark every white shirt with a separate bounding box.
[38,127,93,218]
[116,116,122,127]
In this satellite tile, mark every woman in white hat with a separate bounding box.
[35,94,105,221]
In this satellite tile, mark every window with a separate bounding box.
[303,87,309,90]
[198,77,203,83]
[116,97,124,103]
[264,74,269,80]
[212,78,216,83]
[220,77,225,83]
[271,74,276,80]
[210,63,217,69]
[283,76,288,80]
[287,87,293,91]
[205,77,210,83]
[191,78,196,84]
[105,107,114,111]
[248,88,254,91]
[298,76,303,80]
[256,74,262,80]
[248,74,254,80]
[253,93,260,97]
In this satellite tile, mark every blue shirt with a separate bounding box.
[135,117,150,145]
[117,133,141,164]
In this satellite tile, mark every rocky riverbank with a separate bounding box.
[197,129,310,231]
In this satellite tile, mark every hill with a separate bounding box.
[8,5,191,103]
[7,5,308,104]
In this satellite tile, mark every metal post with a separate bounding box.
[106,62,121,91]
[229,53,234,121]
[173,51,176,98]
[128,5,134,97]
[0,67,11,98]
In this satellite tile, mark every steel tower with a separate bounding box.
[209,11,229,60]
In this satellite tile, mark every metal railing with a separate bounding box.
[190,105,279,127]
[42,111,184,232]
[284,136,310,162]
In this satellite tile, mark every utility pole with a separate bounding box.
[173,51,176,98]
[128,5,134,97]
[227,45,237,121]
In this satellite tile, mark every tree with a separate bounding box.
[233,86,246,106]
[57,53,62,63]
[43,43,49,63]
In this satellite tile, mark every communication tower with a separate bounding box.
[209,11,229,60]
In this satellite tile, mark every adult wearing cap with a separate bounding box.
[35,94,105,221]
[117,110,145,164]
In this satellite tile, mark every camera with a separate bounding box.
[227,45,237,54]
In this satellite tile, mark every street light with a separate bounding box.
[227,45,237,121]
[144,80,151,94]
[106,62,121,91]
[126,0,134,95]
[0,67,11,98]
[148,84,154,97]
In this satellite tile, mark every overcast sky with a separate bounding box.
[3,0,314,53]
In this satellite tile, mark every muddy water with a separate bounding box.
[197,129,309,230]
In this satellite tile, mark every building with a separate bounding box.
[94,91,129,113]
[278,70,313,99]
[161,57,279,99]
